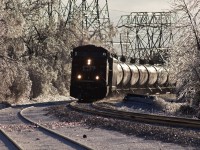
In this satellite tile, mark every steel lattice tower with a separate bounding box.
[65,0,113,48]
[117,12,175,64]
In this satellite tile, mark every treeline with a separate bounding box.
[0,0,81,103]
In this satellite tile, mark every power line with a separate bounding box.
[109,9,131,13]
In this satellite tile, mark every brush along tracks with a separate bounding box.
[69,101,200,129]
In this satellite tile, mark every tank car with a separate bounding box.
[70,45,175,101]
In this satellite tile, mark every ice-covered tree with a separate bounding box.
[170,0,200,111]
[0,0,115,103]
[0,0,31,104]
[0,0,78,103]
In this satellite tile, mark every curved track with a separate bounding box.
[0,100,93,150]
[69,101,200,129]
[19,106,93,150]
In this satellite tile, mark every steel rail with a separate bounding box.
[69,101,200,129]
[92,102,200,128]
[20,106,93,150]
[0,128,23,150]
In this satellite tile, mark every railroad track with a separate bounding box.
[69,101,200,129]
[0,128,22,150]
[0,101,93,150]
[19,106,93,150]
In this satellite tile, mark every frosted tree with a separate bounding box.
[0,0,31,104]
[0,0,76,103]
[170,0,200,111]
[19,0,78,100]
[0,0,115,103]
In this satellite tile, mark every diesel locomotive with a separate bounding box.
[70,45,175,101]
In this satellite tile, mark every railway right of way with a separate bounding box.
[69,101,200,129]
[0,104,93,150]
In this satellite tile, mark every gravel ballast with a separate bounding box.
[44,105,200,149]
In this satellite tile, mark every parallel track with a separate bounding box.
[69,101,200,129]
[20,106,93,150]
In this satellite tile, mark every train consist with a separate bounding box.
[70,45,176,101]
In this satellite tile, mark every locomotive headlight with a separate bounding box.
[77,74,82,80]
[87,59,92,65]
[95,75,100,80]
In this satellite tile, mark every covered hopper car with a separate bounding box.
[70,45,175,101]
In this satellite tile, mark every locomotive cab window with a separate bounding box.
[72,51,107,58]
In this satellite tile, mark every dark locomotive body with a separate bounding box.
[70,45,109,100]
[70,45,175,101]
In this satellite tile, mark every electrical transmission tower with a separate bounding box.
[65,0,113,48]
[117,12,175,64]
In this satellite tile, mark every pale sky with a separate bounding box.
[108,0,172,23]
[63,0,172,23]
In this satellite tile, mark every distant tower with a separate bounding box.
[117,12,175,64]
[66,0,113,48]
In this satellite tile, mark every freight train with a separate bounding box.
[70,45,176,101]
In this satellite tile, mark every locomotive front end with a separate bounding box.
[70,45,109,101]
